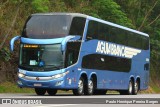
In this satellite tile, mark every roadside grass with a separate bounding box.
[149,75,160,93]
[139,86,155,94]
[149,62,160,93]
[149,79,160,93]
[0,82,34,93]
[151,85,160,93]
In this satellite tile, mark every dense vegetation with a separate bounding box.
[0,0,160,92]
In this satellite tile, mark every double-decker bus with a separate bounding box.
[10,13,150,95]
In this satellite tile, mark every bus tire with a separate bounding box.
[128,80,134,95]
[35,88,46,95]
[73,77,84,95]
[84,77,94,95]
[133,81,139,95]
[120,80,133,95]
[47,89,57,96]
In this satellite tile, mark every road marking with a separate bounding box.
[33,104,79,107]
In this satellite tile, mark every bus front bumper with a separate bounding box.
[17,76,66,89]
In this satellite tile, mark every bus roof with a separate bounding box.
[32,12,88,18]
[32,12,149,37]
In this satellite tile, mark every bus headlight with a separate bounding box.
[52,73,65,79]
[52,71,69,79]
[18,73,25,78]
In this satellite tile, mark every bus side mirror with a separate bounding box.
[10,36,20,52]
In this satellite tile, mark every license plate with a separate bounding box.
[34,83,42,87]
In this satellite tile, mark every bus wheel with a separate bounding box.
[128,80,133,95]
[73,77,84,95]
[47,89,57,96]
[35,88,46,95]
[133,81,139,95]
[120,80,133,95]
[84,78,94,95]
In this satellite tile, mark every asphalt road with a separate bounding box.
[0,93,160,107]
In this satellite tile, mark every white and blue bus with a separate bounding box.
[10,13,150,95]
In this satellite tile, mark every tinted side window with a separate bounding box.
[98,23,109,40]
[82,54,131,72]
[127,32,137,48]
[65,42,81,67]
[86,20,149,50]
[141,36,149,50]
[69,17,86,37]
[86,21,98,40]
[108,27,117,43]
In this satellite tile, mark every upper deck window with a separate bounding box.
[22,15,72,39]
[22,15,86,39]
[69,17,86,37]
[86,20,149,50]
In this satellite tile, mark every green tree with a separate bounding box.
[90,0,134,28]
[32,0,49,12]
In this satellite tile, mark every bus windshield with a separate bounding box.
[22,15,71,39]
[19,44,64,71]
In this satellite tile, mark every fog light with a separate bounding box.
[17,80,23,85]
[55,80,63,86]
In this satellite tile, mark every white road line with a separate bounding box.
[33,104,79,107]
